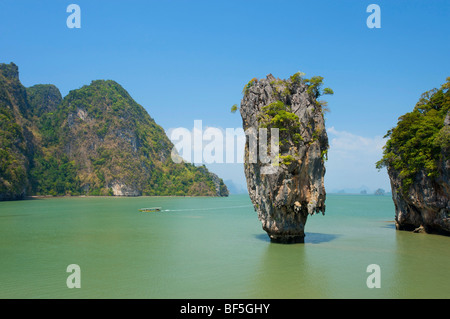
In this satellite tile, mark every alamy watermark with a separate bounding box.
[366,264,381,288]
[66,4,379,30]
[366,4,381,29]
[66,4,81,29]
[169,120,280,174]
[66,264,81,288]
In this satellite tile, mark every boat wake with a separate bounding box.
[162,204,253,212]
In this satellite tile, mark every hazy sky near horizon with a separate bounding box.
[1,0,449,192]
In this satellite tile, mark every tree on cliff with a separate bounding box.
[0,62,229,199]
[239,72,331,243]
[376,78,449,234]
[376,78,450,193]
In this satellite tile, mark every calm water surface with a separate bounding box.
[0,194,448,298]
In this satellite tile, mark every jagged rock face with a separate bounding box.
[388,113,450,235]
[197,166,230,197]
[0,62,229,199]
[26,84,62,117]
[240,74,328,243]
[380,78,450,236]
[110,181,141,196]
[58,80,229,197]
[0,63,33,200]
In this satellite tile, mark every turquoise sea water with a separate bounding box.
[0,194,448,298]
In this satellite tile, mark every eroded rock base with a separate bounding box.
[269,234,305,244]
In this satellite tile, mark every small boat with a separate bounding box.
[139,207,162,212]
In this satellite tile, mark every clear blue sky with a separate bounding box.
[1,0,449,192]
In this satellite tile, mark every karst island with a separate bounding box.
[236,72,333,243]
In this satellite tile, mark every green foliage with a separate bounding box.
[0,64,30,198]
[26,84,62,118]
[59,81,228,196]
[376,78,450,193]
[305,76,324,98]
[38,112,59,146]
[96,122,109,139]
[258,101,303,145]
[245,72,333,115]
[0,64,228,198]
[289,72,306,84]
[242,78,258,95]
[302,75,333,114]
[321,149,328,161]
[219,179,228,195]
[287,72,334,114]
[311,129,323,144]
[30,154,81,196]
[318,100,330,114]
[434,126,450,152]
[279,154,296,165]
[231,104,238,113]
[323,87,334,95]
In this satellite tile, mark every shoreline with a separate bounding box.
[1,192,392,202]
[16,194,232,200]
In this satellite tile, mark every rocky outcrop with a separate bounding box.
[240,74,329,243]
[0,62,229,199]
[379,79,450,235]
[0,63,33,200]
[110,181,142,196]
[26,84,62,117]
[202,167,229,197]
[57,80,229,197]
[388,112,449,235]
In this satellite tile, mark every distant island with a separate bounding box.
[0,63,229,200]
[377,78,449,235]
[328,186,390,195]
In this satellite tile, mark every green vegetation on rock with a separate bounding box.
[258,100,303,146]
[0,63,31,199]
[0,62,229,199]
[242,78,258,95]
[376,78,450,193]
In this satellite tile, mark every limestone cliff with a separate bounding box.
[0,62,229,199]
[239,73,330,243]
[378,79,449,235]
[386,111,449,234]
[56,80,229,197]
[388,158,449,234]
[0,63,33,200]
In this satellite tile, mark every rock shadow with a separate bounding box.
[254,232,340,244]
[381,222,396,230]
[304,232,340,244]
